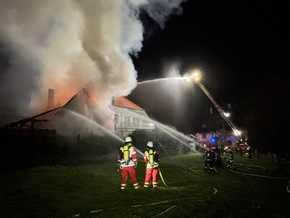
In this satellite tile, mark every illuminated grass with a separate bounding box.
[0,153,290,218]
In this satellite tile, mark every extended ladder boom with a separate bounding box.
[197,82,241,137]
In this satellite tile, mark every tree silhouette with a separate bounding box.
[241,74,290,161]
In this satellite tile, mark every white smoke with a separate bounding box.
[0,0,186,130]
[139,0,185,29]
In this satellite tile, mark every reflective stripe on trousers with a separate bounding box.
[144,167,159,188]
[120,166,138,190]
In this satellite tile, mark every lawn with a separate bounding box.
[0,152,289,218]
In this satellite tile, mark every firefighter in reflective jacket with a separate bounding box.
[143,141,160,188]
[224,147,235,169]
[204,149,217,171]
[118,137,139,190]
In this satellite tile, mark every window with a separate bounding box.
[133,117,140,128]
[124,116,132,128]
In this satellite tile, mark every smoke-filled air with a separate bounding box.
[0,0,186,132]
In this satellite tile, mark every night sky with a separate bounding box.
[128,0,290,133]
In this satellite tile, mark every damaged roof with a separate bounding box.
[114,97,144,111]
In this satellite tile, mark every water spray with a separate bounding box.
[137,77,185,85]
[137,73,243,139]
[63,109,123,142]
[121,109,199,152]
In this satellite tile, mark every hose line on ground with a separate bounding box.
[159,168,168,187]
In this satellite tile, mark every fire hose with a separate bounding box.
[158,167,168,187]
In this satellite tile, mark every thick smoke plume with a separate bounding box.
[0,0,186,132]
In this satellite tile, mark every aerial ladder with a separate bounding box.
[185,70,243,139]
[196,82,241,138]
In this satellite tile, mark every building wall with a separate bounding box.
[111,106,155,137]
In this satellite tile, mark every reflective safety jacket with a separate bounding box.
[204,150,215,161]
[224,150,234,160]
[118,143,137,168]
[144,148,160,168]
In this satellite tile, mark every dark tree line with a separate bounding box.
[240,74,290,161]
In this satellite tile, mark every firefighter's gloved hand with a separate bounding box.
[134,163,137,168]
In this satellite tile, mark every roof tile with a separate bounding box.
[114,97,143,110]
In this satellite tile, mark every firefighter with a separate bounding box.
[224,148,234,169]
[143,141,160,188]
[204,148,217,172]
[117,136,139,190]
[204,149,211,169]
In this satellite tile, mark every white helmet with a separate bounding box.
[125,137,132,143]
[147,141,153,148]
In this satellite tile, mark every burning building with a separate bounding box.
[0,0,187,140]
[1,87,154,139]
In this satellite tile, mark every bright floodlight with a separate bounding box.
[233,130,242,136]
[191,70,201,82]
[224,112,230,117]
[183,69,202,83]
